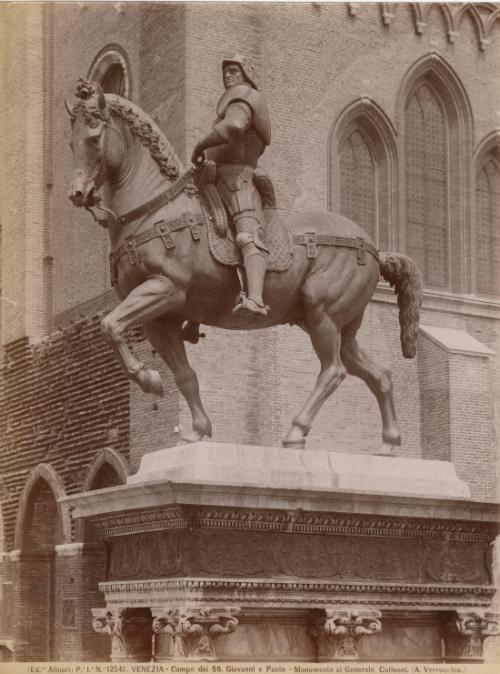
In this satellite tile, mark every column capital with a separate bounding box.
[92,608,152,662]
[310,607,382,661]
[151,607,240,660]
[442,611,500,661]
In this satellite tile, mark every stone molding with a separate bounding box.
[419,325,494,358]
[15,463,72,548]
[92,506,187,537]
[98,578,495,612]
[55,543,85,556]
[87,44,132,99]
[442,611,500,661]
[81,447,129,492]
[90,504,497,542]
[55,542,105,556]
[92,608,152,662]
[152,607,240,660]
[310,608,382,661]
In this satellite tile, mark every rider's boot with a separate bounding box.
[233,241,269,318]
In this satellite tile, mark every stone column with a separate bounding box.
[310,608,382,661]
[92,608,153,662]
[151,607,240,661]
[442,612,500,662]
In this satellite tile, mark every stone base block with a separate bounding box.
[62,443,500,662]
[127,442,470,499]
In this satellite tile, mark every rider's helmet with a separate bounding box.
[222,54,258,90]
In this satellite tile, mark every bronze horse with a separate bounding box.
[67,81,422,453]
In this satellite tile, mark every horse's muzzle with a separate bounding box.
[69,182,96,208]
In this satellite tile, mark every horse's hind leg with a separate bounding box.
[143,319,212,443]
[341,316,401,456]
[283,308,346,449]
[100,276,187,397]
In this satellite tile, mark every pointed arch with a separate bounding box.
[77,448,128,542]
[484,8,500,39]
[454,3,487,47]
[473,130,500,169]
[81,447,129,492]
[472,131,500,296]
[420,3,456,34]
[329,97,398,250]
[14,464,71,550]
[396,53,474,294]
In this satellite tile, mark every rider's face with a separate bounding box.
[223,64,245,89]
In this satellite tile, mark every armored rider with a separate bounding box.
[191,54,271,317]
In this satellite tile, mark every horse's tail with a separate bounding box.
[378,252,423,359]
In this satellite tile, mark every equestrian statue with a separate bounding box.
[66,58,423,454]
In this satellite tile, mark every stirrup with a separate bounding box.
[232,293,269,318]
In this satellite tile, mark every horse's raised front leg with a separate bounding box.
[143,319,212,443]
[341,318,401,456]
[100,276,186,397]
[283,308,346,449]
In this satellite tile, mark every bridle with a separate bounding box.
[83,118,117,227]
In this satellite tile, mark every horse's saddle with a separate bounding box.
[195,162,293,272]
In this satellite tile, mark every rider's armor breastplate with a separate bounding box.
[207,128,265,168]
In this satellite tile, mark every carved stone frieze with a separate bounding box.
[91,506,187,537]
[310,608,382,661]
[92,608,152,662]
[92,504,497,542]
[442,612,500,661]
[106,527,492,587]
[151,607,239,661]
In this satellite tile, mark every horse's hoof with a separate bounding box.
[373,442,397,457]
[138,368,164,397]
[282,438,306,450]
[178,430,204,444]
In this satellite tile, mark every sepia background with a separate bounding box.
[0,0,499,663]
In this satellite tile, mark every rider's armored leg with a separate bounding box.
[232,218,269,317]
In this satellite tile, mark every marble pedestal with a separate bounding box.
[63,443,500,662]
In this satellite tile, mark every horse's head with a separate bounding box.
[66,78,117,208]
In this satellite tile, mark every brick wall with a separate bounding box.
[419,334,451,461]
[0,318,131,552]
[51,2,143,317]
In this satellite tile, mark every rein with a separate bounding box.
[84,120,116,228]
[87,127,197,230]
[115,168,197,227]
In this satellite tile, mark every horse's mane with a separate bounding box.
[105,94,185,182]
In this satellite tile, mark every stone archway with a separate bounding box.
[13,465,68,661]
[74,450,129,661]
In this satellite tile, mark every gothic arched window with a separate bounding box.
[405,83,449,289]
[330,101,396,251]
[339,129,377,242]
[476,157,500,296]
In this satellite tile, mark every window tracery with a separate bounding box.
[330,99,396,251]
[405,83,449,289]
[340,129,377,242]
[475,157,500,295]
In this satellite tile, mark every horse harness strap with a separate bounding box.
[116,169,196,227]
[109,212,204,284]
[294,233,379,265]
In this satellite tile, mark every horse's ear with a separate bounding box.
[64,99,74,117]
[96,83,106,110]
